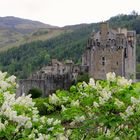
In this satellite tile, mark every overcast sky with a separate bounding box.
[0,0,139,27]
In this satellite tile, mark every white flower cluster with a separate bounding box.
[131,97,140,105]
[89,78,96,87]
[15,94,35,108]
[120,106,134,120]
[57,134,68,140]
[70,115,85,127]
[49,93,60,105]
[0,121,5,131]
[125,106,134,117]
[61,105,67,111]
[105,129,111,137]
[71,100,80,107]
[0,81,10,91]
[0,71,17,92]
[6,75,16,83]
[93,101,99,108]
[106,72,132,87]
[120,97,140,120]
[80,92,89,97]
[120,112,127,121]
[82,81,88,88]
[106,72,116,82]
[117,77,132,87]
[74,115,85,123]
[0,91,35,127]
[114,98,124,108]
[28,129,51,140]
[99,88,112,105]
[0,71,64,139]
[35,133,51,140]
[113,137,120,140]
[47,118,60,126]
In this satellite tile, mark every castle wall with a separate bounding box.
[16,79,46,97]
[45,74,71,94]
[16,74,72,97]
[125,31,136,79]
[82,50,90,66]
[89,48,124,79]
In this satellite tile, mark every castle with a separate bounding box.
[17,22,136,96]
[17,59,81,97]
[82,22,136,79]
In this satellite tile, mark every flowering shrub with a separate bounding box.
[0,71,66,140]
[47,72,140,139]
[1,70,140,140]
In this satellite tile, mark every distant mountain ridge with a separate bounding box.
[0,16,56,30]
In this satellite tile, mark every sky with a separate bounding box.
[0,0,140,27]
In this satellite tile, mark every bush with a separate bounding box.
[0,71,65,139]
[77,72,89,83]
[2,70,140,139]
[28,87,42,98]
[48,72,140,139]
[33,98,55,115]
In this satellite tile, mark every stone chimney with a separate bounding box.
[100,22,109,45]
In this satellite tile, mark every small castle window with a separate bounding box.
[102,57,105,61]
[97,42,100,47]
[122,39,124,44]
[102,57,106,66]
[124,48,128,58]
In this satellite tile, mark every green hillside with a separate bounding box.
[0,13,140,79]
[0,16,63,51]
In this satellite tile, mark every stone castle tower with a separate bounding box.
[82,22,136,79]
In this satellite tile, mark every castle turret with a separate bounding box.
[100,22,109,46]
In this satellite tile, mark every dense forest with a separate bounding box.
[0,13,140,79]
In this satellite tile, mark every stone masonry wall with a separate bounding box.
[16,73,72,97]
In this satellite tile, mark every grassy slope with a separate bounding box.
[0,16,62,52]
[0,28,69,52]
